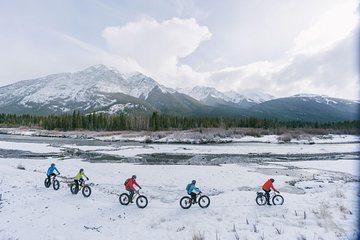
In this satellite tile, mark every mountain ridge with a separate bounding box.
[0,64,358,122]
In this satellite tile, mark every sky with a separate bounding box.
[0,0,359,99]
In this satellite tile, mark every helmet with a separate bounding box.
[80,168,84,172]
[51,163,55,167]
[191,180,196,184]
[132,175,136,179]
[270,178,275,182]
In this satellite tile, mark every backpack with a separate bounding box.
[124,178,130,186]
[186,183,191,192]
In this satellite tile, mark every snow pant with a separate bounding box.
[74,179,83,190]
[190,192,197,203]
[127,188,135,202]
[263,188,271,205]
[47,173,56,182]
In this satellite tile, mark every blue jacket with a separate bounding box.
[187,184,201,195]
[47,166,60,176]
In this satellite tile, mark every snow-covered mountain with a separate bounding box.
[0,64,358,121]
[178,86,274,108]
[0,65,173,114]
[291,94,359,105]
[251,95,359,121]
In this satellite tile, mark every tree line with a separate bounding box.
[0,111,359,133]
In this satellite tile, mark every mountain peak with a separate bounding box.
[82,64,109,72]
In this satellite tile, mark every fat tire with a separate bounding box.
[53,180,60,190]
[272,195,284,205]
[136,195,148,209]
[82,185,91,197]
[119,193,130,205]
[70,183,78,194]
[198,195,210,208]
[256,195,267,206]
[180,196,192,209]
[44,178,51,188]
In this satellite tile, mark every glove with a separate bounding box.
[87,177,89,180]
[139,187,142,189]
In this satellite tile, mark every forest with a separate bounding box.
[0,111,359,134]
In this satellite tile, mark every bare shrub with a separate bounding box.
[246,218,249,225]
[17,164,25,170]
[303,211,307,220]
[231,224,236,232]
[260,232,265,240]
[334,189,345,198]
[339,205,352,215]
[313,202,331,219]
[192,232,205,240]
[297,234,306,240]
[253,224,258,233]
[216,231,220,240]
[274,227,282,235]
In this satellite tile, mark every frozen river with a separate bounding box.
[0,133,358,162]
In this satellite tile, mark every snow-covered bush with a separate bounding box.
[17,164,25,170]
[313,202,331,219]
[278,134,292,143]
[333,189,345,198]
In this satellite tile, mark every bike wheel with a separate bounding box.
[70,183,78,194]
[180,196,192,209]
[119,193,130,205]
[136,195,148,209]
[53,180,60,190]
[272,195,284,205]
[198,195,210,208]
[82,186,92,197]
[256,195,267,206]
[44,178,51,188]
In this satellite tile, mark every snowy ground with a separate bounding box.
[0,132,359,239]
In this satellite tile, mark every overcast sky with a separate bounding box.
[0,0,359,99]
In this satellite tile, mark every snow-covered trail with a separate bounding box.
[0,158,358,240]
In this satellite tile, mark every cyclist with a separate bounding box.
[74,168,89,190]
[186,180,201,203]
[47,163,60,182]
[124,175,141,203]
[262,178,279,205]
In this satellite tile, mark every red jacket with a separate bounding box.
[262,179,278,192]
[125,178,140,191]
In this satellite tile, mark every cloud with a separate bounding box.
[204,1,359,100]
[291,0,358,55]
[102,17,211,86]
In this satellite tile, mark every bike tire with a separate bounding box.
[136,195,148,209]
[44,178,51,188]
[53,180,60,190]
[82,185,92,197]
[70,183,78,194]
[256,195,267,206]
[272,195,284,205]
[119,193,130,205]
[198,195,210,208]
[180,196,192,209]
